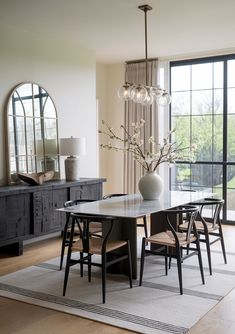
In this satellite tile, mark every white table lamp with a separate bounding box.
[60,137,86,181]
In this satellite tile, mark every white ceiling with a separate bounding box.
[1,0,235,64]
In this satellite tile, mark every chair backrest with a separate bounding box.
[103,193,127,200]
[63,199,98,233]
[64,199,96,208]
[190,198,224,228]
[162,205,199,244]
[70,213,115,253]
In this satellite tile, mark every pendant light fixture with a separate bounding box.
[118,4,171,106]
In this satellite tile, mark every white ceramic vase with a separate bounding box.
[138,171,163,200]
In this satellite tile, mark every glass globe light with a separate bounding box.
[157,91,172,106]
[131,85,148,104]
[142,90,154,105]
[151,87,163,100]
[118,83,131,100]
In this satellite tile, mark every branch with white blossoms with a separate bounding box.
[99,119,196,172]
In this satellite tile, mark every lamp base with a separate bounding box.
[64,156,80,181]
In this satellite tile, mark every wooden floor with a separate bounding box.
[0,225,235,334]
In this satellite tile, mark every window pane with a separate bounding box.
[227,115,235,162]
[27,156,36,173]
[171,65,190,92]
[227,165,235,220]
[227,88,235,114]
[191,164,212,190]
[214,89,223,114]
[228,59,235,88]
[192,63,212,90]
[214,115,223,162]
[18,156,27,173]
[171,91,190,115]
[171,116,190,148]
[26,117,35,156]
[192,90,212,115]
[44,97,56,118]
[17,83,32,97]
[23,99,33,117]
[44,119,57,139]
[15,117,26,156]
[212,165,223,189]
[214,61,223,89]
[34,98,41,118]
[170,163,191,190]
[13,100,24,116]
[192,115,212,161]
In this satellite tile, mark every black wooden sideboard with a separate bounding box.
[0,178,106,255]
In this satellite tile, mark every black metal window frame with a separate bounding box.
[170,53,235,224]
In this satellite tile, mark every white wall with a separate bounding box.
[0,23,97,185]
[96,63,125,194]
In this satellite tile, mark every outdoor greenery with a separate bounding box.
[172,110,235,189]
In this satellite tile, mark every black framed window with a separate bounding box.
[170,54,235,224]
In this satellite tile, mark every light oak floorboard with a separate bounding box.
[0,225,235,334]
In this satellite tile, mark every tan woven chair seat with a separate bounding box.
[72,238,127,255]
[72,222,102,235]
[180,220,218,232]
[146,230,196,247]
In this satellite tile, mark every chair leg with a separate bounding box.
[186,244,190,255]
[176,247,183,294]
[204,232,213,275]
[60,220,69,270]
[165,246,168,276]
[169,256,172,269]
[59,235,66,271]
[102,253,107,304]
[219,225,227,264]
[143,216,148,238]
[195,238,205,285]
[127,241,133,288]
[80,252,84,277]
[63,247,72,296]
[139,238,146,286]
[88,254,92,282]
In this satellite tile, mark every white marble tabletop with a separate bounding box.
[58,191,213,219]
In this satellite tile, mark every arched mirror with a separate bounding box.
[6,82,60,184]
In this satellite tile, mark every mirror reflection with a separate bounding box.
[7,82,60,184]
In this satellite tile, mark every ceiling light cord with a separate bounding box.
[118,4,171,107]
[143,5,149,86]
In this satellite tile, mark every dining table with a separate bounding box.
[59,190,212,279]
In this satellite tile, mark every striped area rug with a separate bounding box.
[0,249,235,334]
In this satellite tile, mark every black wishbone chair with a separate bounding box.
[103,193,148,238]
[63,213,132,303]
[59,199,102,270]
[139,205,205,294]
[179,198,226,275]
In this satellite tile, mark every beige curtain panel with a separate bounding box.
[124,59,159,194]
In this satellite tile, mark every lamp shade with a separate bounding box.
[60,137,86,156]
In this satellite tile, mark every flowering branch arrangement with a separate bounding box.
[99,119,196,172]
